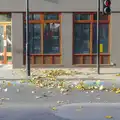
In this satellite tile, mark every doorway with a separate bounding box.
[0,23,12,64]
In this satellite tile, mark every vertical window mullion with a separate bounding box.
[90,14,93,64]
[41,14,44,64]
[32,24,34,54]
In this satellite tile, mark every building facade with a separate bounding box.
[0,0,120,68]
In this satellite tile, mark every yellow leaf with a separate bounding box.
[7,82,12,86]
[105,116,113,119]
[116,73,120,76]
[52,107,57,111]
[116,90,120,94]
[112,87,117,92]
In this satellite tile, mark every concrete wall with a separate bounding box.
[1,0,120,67]
[62,13,73,67]
[0,0,120,12]
[111,13,120,67]
[12,13,23,68]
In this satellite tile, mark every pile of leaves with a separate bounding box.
[18,69,120,94]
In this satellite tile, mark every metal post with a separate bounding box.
[97,0,100,74]
[26,0,30,76]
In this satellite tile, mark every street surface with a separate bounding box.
[0,83,120,120]
[1,66,120,119]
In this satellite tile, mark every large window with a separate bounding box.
[23,13,61,65]
[73,13,110,64]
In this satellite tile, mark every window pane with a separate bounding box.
[24,24,41,54]
[30,14,40,20]
[74,23,90,54]
[0,14,11,22]
[92,23,109,53]
[44,13,59,20]
[24,14,40,20]
[43,23,60,54]
[6,25,12,52]
[0,26,4,54]
[93,13,108,20]
[74,14,90,20]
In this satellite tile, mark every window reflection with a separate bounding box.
[74,24,90,54]
[44,13,59,20]
[24,24,41,54]
[74,14,90,20]
[0,14,11,22]
[0,26,4,54]
[6,25,12,52]
[93,23,108,53]
[24,14,40,20]
[43,23,60,54]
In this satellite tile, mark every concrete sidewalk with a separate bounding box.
[0,66,120,81]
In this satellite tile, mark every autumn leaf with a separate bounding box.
[52,107,57,111]
[7,82,12,86]
[116,73,120,76]
[115,89,120,94]
[105,116,113,119]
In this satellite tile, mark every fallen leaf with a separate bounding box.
[52,107,57,111]
[16,89,20,92]
[116,73,120,76]
[105,116,113,119]
[96,97,100,100]
[76,106,83,111]
[4,88,8,92]
[7,82,12,86]
[5,98,10,100]
[35,96,41,99]
[116,89,120,94]
[91,91,94,93]
[57,101,63,104]
[32,90,36,94]
[99,85,104,90]
[48,91,52,93]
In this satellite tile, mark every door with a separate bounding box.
[0,24,12,64]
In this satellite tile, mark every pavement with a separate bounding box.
[1,65,120,119]
[1,66,120,88]
[0,65,120,80]
[0,83,120,120]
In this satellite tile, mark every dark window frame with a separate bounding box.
[23,13,62,65]
[73,12,110,65]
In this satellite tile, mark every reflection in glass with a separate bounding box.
[43,23,60,54]
[24,24,41,54]
[44,13,59,20]
[74,14,90,20]
[0,14,11,22]
[6,25,12,52]
[24,14,40,20]
[0,26,4,61]
[74,24,90,54]
[93,23,109,53]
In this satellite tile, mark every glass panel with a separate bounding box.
[24,14,40,20]
[92,23,109,53]
[24,24,41,54]
[6,25,12,52]
[0,25,4,61]
[93,13,108,20]
[44,13,59,20]
[43,23,60,54]
[74,14,90,20]
[73,23,90,54]
[7,56,12,62]
[0,14,11,22]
